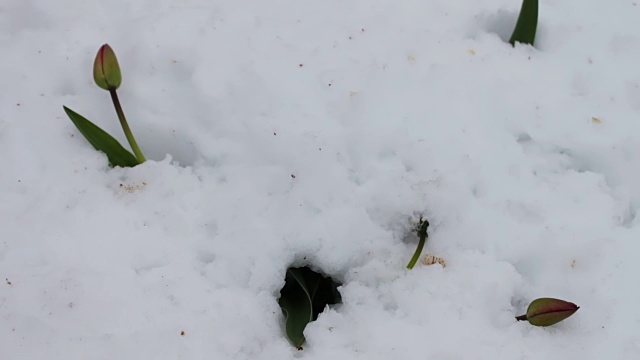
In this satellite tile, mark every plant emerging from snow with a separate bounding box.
[278,267,341,348]
[406,216,430,269]
[509,0,538,46]
[63,44,146,167]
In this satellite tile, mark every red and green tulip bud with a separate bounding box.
[63,43,146,167]
[516,298,579,326]
[93,44,122,91]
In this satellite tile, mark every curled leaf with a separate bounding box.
[278,267,341,348]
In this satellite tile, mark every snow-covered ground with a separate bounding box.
[2,0,640,358]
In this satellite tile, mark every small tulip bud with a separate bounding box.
[93,44,122,91]
[516,298,579,327]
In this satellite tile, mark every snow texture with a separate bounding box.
[1,0,640,359]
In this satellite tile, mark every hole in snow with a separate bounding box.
[480,10,519,43]
[277,265,342,349]
[138,127,199,167]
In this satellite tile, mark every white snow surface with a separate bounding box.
[2,0,640,359]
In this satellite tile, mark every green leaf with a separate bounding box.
[279,269,313,347]
[63,106,140,167]
[278,267,341,348]
[509,0,538,46]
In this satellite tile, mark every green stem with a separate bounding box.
[406,219,429,269]
[109,89,146,163]
[406,236,425,269]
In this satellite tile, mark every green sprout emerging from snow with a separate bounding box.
[64,44,146,167]
[406,216,430,270]
[509,0,538,46]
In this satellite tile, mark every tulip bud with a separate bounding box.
[516,298,579,327]
[93,44,122,91]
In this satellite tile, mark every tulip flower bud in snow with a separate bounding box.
[516,298,579,326]
[93,44,122,91]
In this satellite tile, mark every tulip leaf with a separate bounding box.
[278,267,341,348]
[509,0,538,46]
[63,106,140,167]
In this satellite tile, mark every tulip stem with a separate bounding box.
[407,217,429,269]
[109,89,146,163]
[515,314,528,321]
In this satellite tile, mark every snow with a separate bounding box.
[2,0,640,358]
